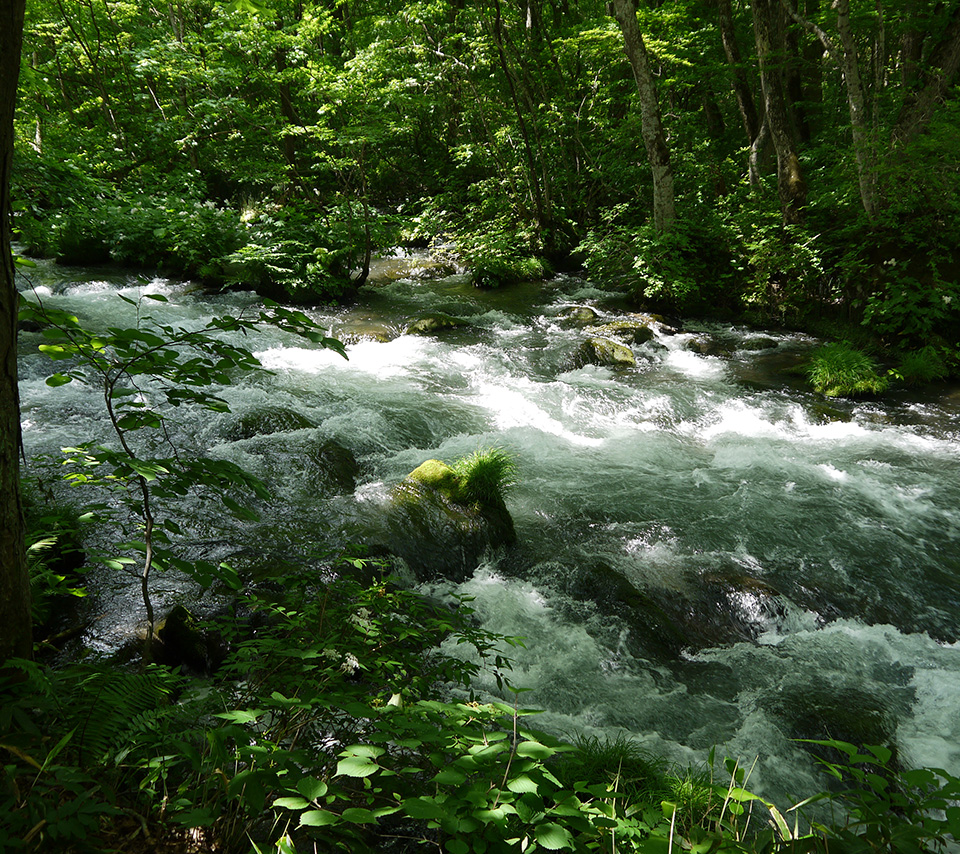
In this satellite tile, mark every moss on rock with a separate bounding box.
[575,336,636,368]
[405,313,468,335]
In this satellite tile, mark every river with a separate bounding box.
[15,252,960,808]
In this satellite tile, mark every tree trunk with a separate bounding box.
[753,0,806,224]
[716,0,760,145]
[0,0,32,665]
[610,0,676,233]
[893,3,960,143]
[835,0,879,219]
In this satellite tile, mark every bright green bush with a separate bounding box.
[807,343,889,397]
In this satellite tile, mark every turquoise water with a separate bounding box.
[17,256,960,806]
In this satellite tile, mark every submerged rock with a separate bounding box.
[375,459,516,582]
[226,406,315,440]
[739,336,779,351]
[404,313,468,335]
[305,439,359,494]
[759,684,909,766]
[685,335,735,358]
[574,337,636,368]
[550,562,787,660]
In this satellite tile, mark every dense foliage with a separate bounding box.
[6,0,960,850]
[10,0,960,367]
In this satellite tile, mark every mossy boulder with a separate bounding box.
[378,459,516,582]
[226,406,315,440]
[404,313,468,335]
[588,319,656,345]
[574,336,636,368]
[408,458,461,496]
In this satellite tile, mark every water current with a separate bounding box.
[15,253,960,807]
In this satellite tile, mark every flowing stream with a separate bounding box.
[16,253,960,807]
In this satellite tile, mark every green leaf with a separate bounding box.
[46,373,74,387]
[341,808,378,824]
[273,797,310,810]
[507,774,539,794]
[516,740,555,759]
[403,797,449,820]
[39,344,75,361]
[299,809,339,827]
[446,840,469,854]
[145,294,169,302]
[214,709,265,723]
[534,822,574,850]
[336,755,379,777]
[433,767,468,786]
[296,778,328,801]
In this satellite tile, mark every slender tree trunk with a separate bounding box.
[893,3,960,143]
[749,112,770,190]
[753,0,806,224]
[716,0,760,145]
[783,0,878,217]
[0,0,32,665]
[610,0,676,233]
[835,0,879,219]
[490,0,551,242]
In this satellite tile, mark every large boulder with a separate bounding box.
[154,605,226,675]
[225,406,315,440]
[558,305,600,324]
[574,336,636,368]
[588,318,656,346]
[377,459,516,582]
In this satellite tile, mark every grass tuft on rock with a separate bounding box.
[807,342,889,397]
[452,448,518,506]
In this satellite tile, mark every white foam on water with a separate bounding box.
[817,463,848,482]
[664,346,728,379]
[471,378,604,447]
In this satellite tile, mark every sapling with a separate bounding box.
[22,290,345,652]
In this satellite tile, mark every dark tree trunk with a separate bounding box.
[0,0,32,665]
[753,0,806,224]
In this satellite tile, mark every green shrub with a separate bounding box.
[578,210,737,315]
[807,343,889,397]
[452,447,518,506]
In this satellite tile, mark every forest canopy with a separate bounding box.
[11,0,960,365]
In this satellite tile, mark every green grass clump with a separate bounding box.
[893,346,948,386]
[555,733,667,803]
[452,448,518,506]
[807,342,889,397]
